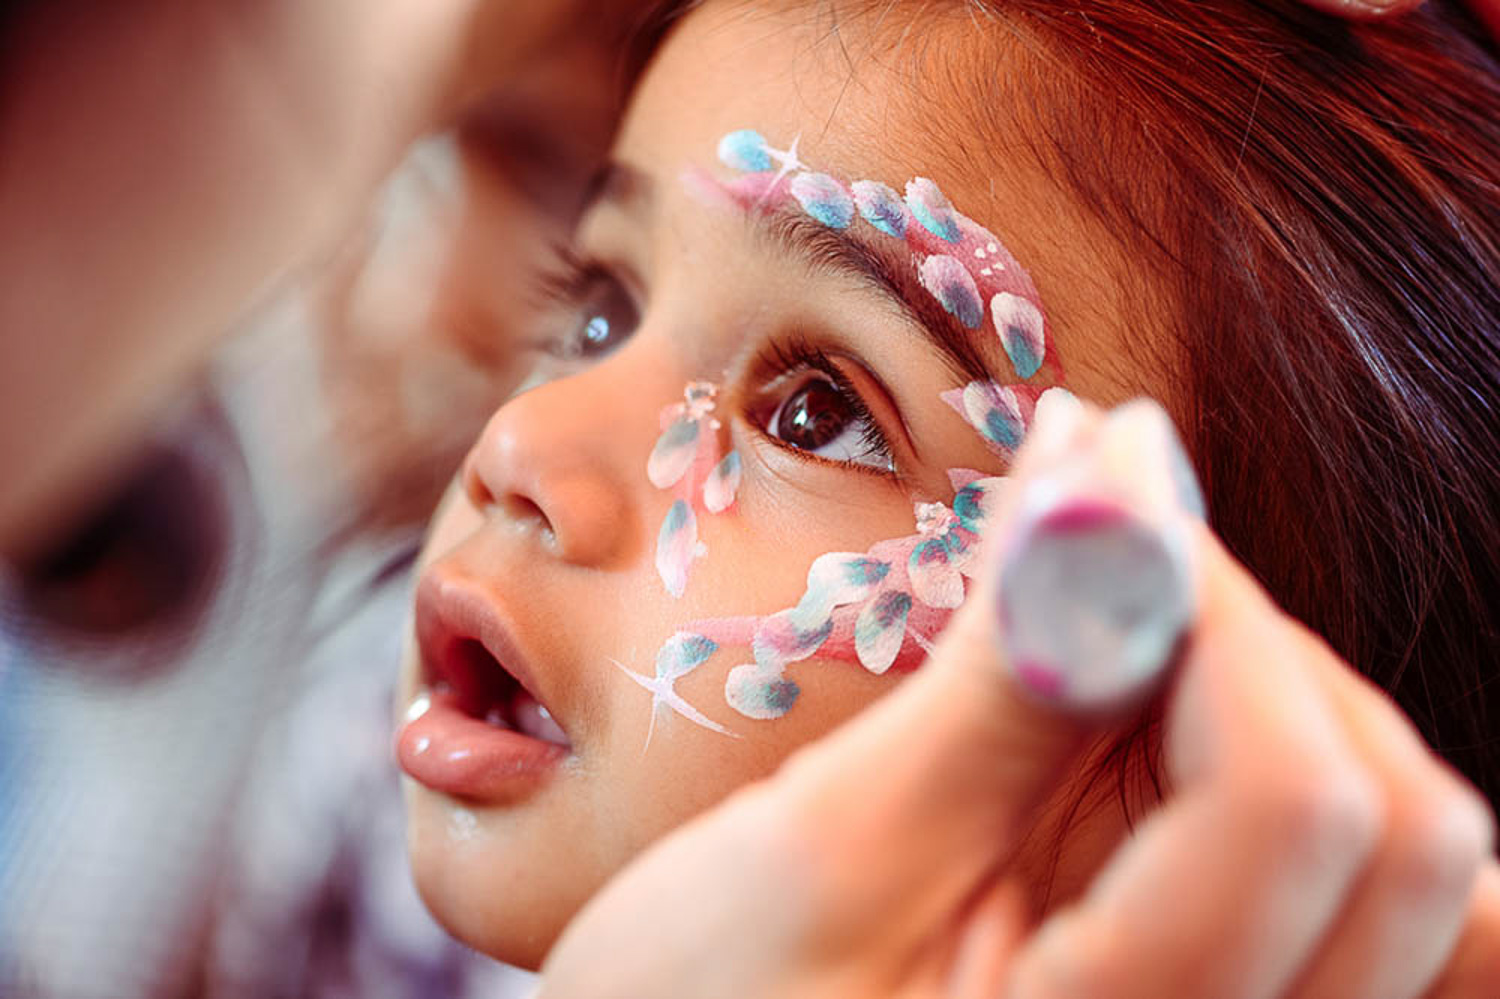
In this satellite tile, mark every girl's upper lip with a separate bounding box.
[413,567,565,735]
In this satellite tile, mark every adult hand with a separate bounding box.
[0,0,654,558]
[539,397,1498,999]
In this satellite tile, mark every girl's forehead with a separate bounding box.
[620,3,970,202]
[617,2,1157,410]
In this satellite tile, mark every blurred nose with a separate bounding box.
[462,370,642,568]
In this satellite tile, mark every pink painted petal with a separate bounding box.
[851,180,910,238]
[702,451,743,513]
[991,292,1047,379]
[854,591,913,675]
[909,539,966,609]
[648,417,700,489]
[655,500,699,598]
[948,468,988,491]
[752,609,833,668]
[725,662,801,720]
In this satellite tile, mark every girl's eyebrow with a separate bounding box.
[584,159,999,385]
[755,209,996,386]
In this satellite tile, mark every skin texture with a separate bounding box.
[398,1,1149,970]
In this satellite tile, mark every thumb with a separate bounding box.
[761,395,1203,946]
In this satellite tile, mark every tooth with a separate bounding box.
[514,695,569,745]
[484,706,508,728]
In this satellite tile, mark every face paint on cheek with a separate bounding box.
[648,381,743,597]
[612,632,740,752]
[670,475,1009,721]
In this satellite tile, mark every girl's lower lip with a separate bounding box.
[396,689,569,803]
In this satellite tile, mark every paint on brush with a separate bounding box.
[996,400,1201,712]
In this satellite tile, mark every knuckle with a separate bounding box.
[1385,788,1496,906]
[1010,910,1120,999]
[1253,765,1385,869]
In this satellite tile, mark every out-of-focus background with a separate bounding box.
[0,122,574,998]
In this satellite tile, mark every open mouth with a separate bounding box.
[434,637,569,747]
[396,570,571,803]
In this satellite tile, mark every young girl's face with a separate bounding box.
[398,0,1147,968]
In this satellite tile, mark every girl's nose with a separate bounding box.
[461,372,640,568]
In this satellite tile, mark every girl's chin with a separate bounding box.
[403,790,598,971]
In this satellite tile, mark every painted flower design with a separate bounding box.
[710,129,1056,382]
[613,129,1072,740]
[649,381,743,597]
[693,474,1008,721]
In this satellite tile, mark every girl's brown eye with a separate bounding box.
[775,378,849,451]
[764,373,893,470]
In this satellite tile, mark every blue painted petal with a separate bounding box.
[702,451,742,513]
[799,553,890,622]
[790,172,856,229]
[964,382,1025,453]
[951,477,1005,533]
[851,180,909,238]
[656,632,719,681]
[855,591,912,675]
[656,500,699,598]
[648,417,700,489]
[717,129,773,172]
[991,293,1047,379]
[906,177,961,242]
[909,539,965,608]
[726,662,801,720]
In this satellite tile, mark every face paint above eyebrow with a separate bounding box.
[701,129,1055,381]
[650,381,742,598]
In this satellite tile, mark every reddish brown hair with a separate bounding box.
[994,0,1500,806]
[862,0,1500,811]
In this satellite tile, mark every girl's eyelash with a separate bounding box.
[749,336,899,480]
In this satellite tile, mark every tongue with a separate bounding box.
[512,689,569,746]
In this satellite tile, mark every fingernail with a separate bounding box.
[995,399,1201,713]
[1020,386,1091,464]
